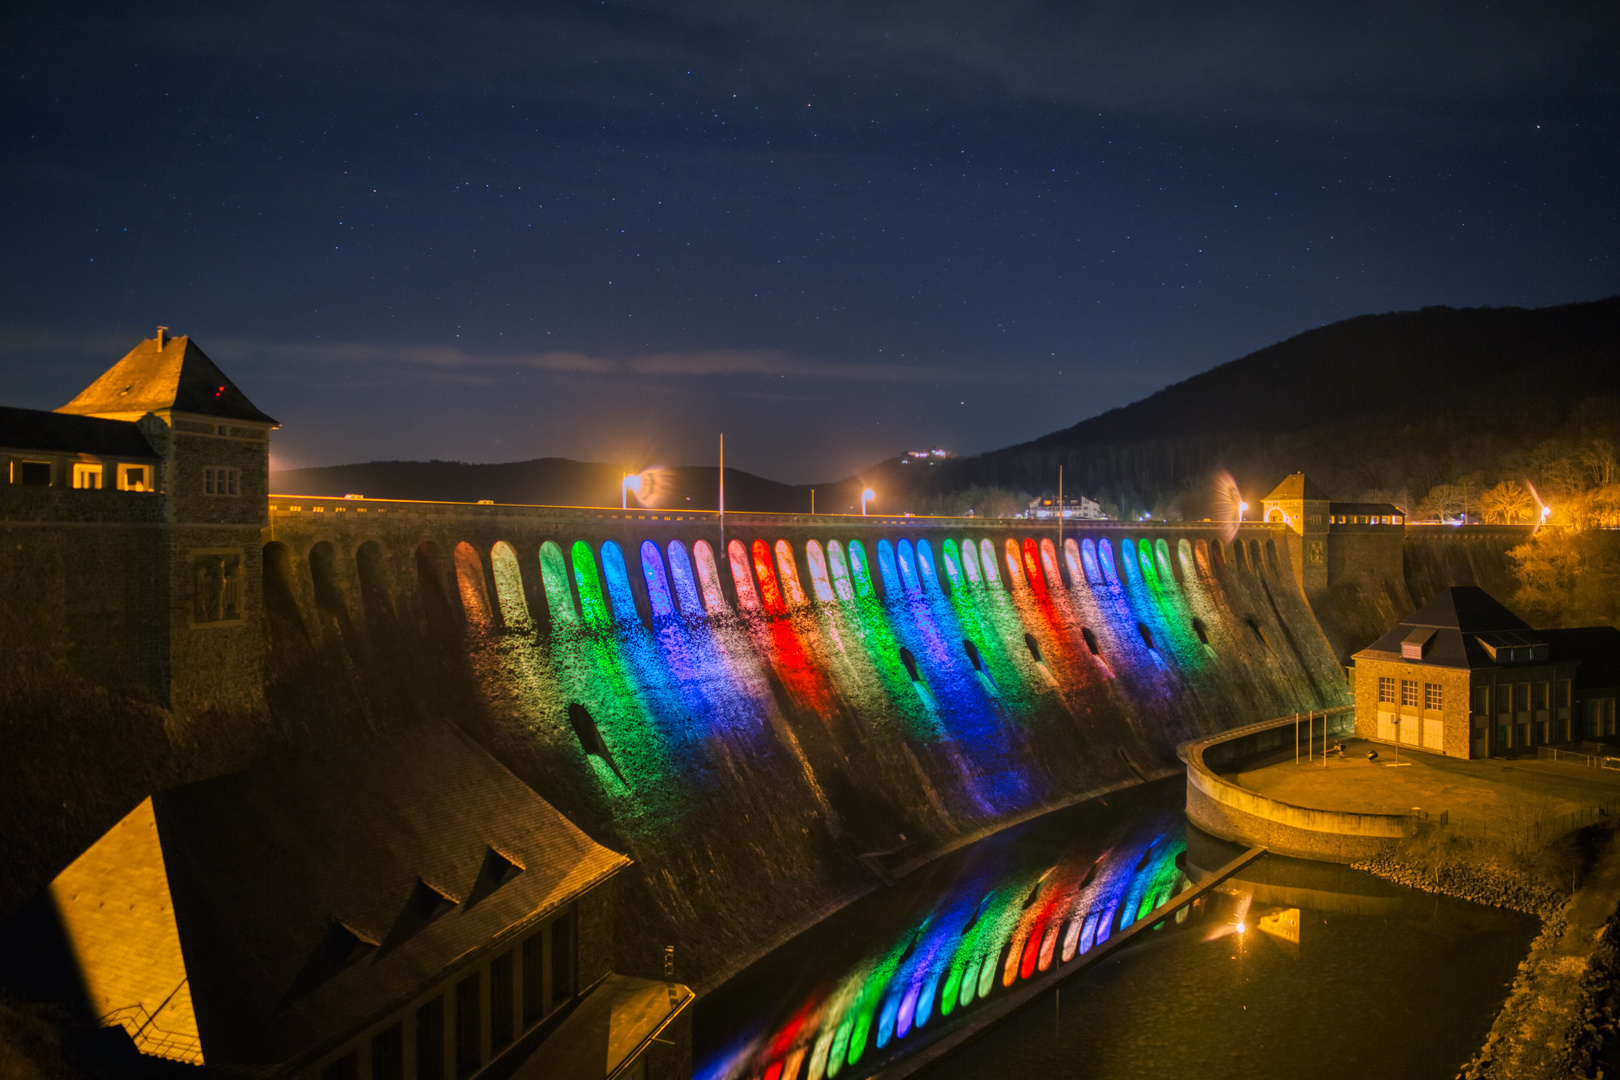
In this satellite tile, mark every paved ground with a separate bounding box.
[1230,737,1620,824]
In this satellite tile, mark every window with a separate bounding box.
[13,460,50,486]
[1379,677,1396,704]
[416,997,445,1080]
[522,932,546,1025]
[552,907,577,1009]
[118,464,152,491]
[1425,683,1443,711]
[1471,686,1489,716]
[192,552,243,623]
[490,951,515,1052]
[321,1051,357,1080]
[203,466,240,495]
[1401,680,1419,708]
[71,463,103,489]
[371,1023,404,1080]
[1534,682,1550,711]
[455,974,481,1077]
[1515,683,1530,713]
[1559,681,1572,709]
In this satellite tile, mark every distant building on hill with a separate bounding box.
[1351,586,1619,758]
[899,447,952,464]
[1024,494,1106,520]
[3,722,692,1079]
[1259,472,1406,597]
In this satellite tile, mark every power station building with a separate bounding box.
[1350,586,1620,758]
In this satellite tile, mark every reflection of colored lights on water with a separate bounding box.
[699,818,1193,1080]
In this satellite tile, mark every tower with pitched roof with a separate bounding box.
[49,329,277,713]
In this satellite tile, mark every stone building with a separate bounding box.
[15,722,692,1079]
[1259,472,1405,598]
[1350,586,1620,758]
[0,329,275,714]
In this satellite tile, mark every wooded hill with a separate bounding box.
[275,297,1620,517]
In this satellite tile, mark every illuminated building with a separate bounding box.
[1351,586,1619,757]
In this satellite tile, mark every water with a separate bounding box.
[697,779,1537,1080]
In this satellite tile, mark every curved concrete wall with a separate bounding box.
[1181,710,1411,864]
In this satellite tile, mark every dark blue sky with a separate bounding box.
[3,2,1615,482]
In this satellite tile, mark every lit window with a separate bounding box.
[203,466,241,496]
[1378,676,1396,703]
[1401,680,1419,708]
[1425,683,1442,710]
[72,463,103,489]
[118,465,153,491]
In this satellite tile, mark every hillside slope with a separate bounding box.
[902,297,1620,514]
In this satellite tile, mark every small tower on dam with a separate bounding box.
[1260,472,1331,596]
[0,329,276,714]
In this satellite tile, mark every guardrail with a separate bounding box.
[1539,745,1620,771]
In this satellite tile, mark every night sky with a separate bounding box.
[3,2,1615,483]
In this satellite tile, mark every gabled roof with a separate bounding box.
[0,405,159,459]
[1262,472,1331,502]
[1403,586,1530,632]
[57,334,277,426]
[1352,586,1594,670]
[48,722,628,1075]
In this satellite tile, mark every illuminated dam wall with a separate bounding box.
[261,498,1348,986]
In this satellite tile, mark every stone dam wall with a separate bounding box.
[253,502,1348,985]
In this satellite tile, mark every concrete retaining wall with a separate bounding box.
[1182,710,1413,864]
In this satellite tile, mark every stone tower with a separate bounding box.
[1260,472,1330,595]
[57,331,277,715]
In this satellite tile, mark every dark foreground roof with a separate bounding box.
[153,722,627,1075]
[0,406,159,459]
[58,334,277,425]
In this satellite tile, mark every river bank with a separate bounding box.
[1353,823,1620,1080]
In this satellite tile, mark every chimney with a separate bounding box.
[156,326,167,349]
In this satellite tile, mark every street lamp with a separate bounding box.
[622,471,644,510]
[861,488,875,516]
[1238,500,1249,523]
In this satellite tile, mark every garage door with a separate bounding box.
[1423,716,1445,752]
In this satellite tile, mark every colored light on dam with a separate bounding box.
[263,503,1345,998]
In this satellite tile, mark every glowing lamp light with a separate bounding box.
[1237,500,1249,522]
[622,471,645,509]
[1541,505,1552,520]
[861,488,875,516]
[1235,921,1247,934]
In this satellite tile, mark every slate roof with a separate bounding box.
[122,722,625,1076]
[0,405,159,459]
[57,334,277,425]
[1262,472,1331,502]
[1330,501,1405,517]
[1541,628,1620,690]
[1353,586,1620,676]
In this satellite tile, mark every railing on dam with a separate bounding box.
[266,493,1298,635]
